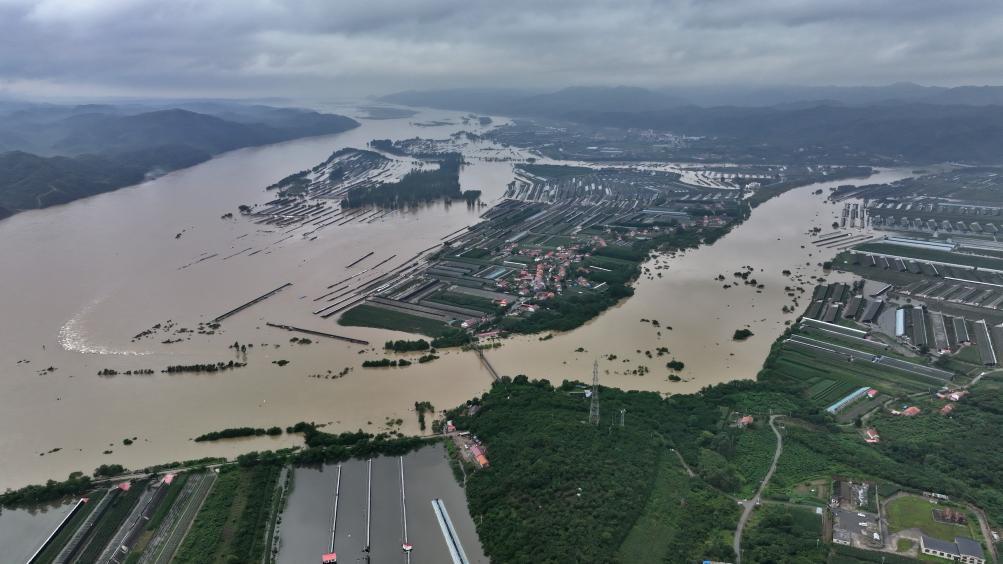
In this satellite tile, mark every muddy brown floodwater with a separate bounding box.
[0,100,912,491]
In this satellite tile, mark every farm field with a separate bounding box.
[885,494,980,542]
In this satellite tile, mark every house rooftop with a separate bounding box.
[956,536,985,559]
[922,534,961,556]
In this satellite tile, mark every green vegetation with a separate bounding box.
[0,472,93,507]
[342,153,480,208]
[280,422,427,465]
[194,426,282,442]
[361,358,405,368]
[415,401,434,431]
[447,376,768,563]
[94,463,126,477]
[734,328,754,340]
[742,505,826,563]
[615,455,737,563]
[162,361,245,373]
[338,304,449,337]
[0,104,359,218]
[501,283,634,333]
[431,328,473,348]
[174,465,280,563]
[384,338,430,352]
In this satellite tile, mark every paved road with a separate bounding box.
[733,415,783,564]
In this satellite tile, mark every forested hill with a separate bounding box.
[0,103,359,217]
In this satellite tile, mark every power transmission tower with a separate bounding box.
[589,360,600,426]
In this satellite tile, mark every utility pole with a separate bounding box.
[589,360,600,426]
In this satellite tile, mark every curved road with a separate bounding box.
[733,415,783,564]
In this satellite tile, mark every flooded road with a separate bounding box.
[0,99,910,490]
[276,445,486,564]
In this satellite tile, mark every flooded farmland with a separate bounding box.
[275,445,486,564]
[486,168,915,392]
[0,99,912,491]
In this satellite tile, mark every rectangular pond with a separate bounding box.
[276,444,486,564]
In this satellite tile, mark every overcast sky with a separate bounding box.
[1,0,1002,100]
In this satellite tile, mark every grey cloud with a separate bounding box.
[0,0,1001,99]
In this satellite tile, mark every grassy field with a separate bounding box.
[774,345,933,399]
[615,452,738,563]
[428,289,498,313]
[614,454,690,562]
[173,466,280,563]
[337,304,450,336]
[885,494,979,541]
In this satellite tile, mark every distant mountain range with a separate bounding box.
[0,103,359,219]
[380,83,1003,112]
[380,85,1003,164]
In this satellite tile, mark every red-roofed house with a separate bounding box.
[902,406,921,416]
[864,428,880,443]
[940,403,955,416]
[737,415,754,428]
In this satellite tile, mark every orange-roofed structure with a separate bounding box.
[902,406,921,416]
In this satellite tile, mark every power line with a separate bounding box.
[589,360,600,426]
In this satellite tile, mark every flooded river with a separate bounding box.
[0,101,911,490]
